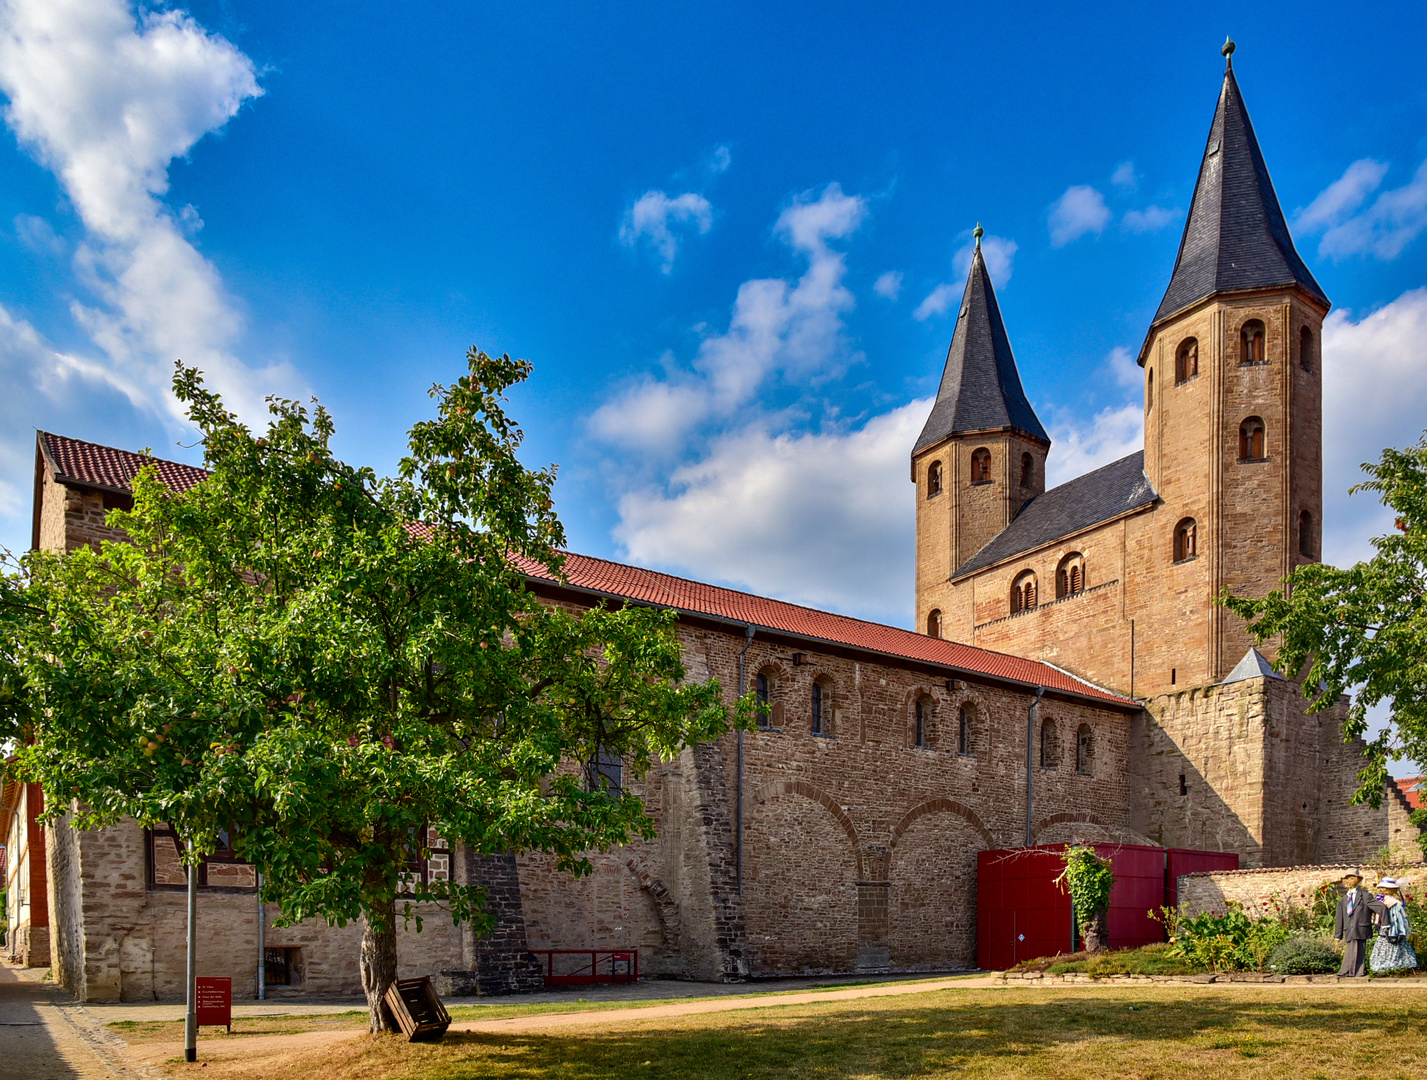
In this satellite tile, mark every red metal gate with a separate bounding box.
[531,949,639,986]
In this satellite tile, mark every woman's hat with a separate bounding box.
[1378,877,1399,889]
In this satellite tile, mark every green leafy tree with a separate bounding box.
[1222,434,1427,852]
[13,350,744,1032]
[1054,844,1114,952]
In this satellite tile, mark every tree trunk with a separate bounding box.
[1081,908,1109,953]
[360,901,399,1034]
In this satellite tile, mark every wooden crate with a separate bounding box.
[384,976,452,1042]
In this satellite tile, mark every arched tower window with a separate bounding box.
[926,609,942,638]
[1299,510,1315,558]
[1238,416,1266,461]
[958,703,975,755]
[1040,717,1059,768]
[1056,552,1085,599]
[1075,724,1094,775]
[1020,452,1033,488]
[1299,326,1314,372]
[926,460,942,497]
[914,696,933,748]
[1239,319,1267,365]
[971,447,992,484]
[1147,368,1154,411]
[1175,338,1198,383]
[1011,570,1038,613]
[1174,518,1197,562]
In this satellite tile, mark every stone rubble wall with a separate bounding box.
[1177,861,1427,919]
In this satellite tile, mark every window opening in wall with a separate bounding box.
[1174,519,1197,562]
[1011,570,1038,613]
[1171,668,1177,686]
[1239,319,1267,365]
[1179,774,1188,796]
[1056,553,1085,599]
[1238,416,1267,461]
[927,460,942,497]
[585,749,623,794]
[958,705,973,755]
[1147,368,1154,411]
[1299,510,1315,558]
[264,947,302,988]
[914,698,929,748]
[147,824,255,890]
[1075,725,1094,776]
[971,447,992,484]
[1040,717,1058,768]
[1020,452,1033,487]
[755,672,771,727]
[1300,326,1314,372]
[1176,338,1199,383]
[926,609,942,638]
[402,825,452,894]
[811,680,824,735]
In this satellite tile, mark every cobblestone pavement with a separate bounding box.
[0,965,123,1080]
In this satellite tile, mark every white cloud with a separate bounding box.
[873,270,903,300]
[1295,158,1427,261]
[1104,345,1141,392]
[1321,289,1427,568]
[1111,161,1137,190]
[593,183,867,453]
[619,190,714,273]
[914,234,1017,321]
[709,144,732,175]
[0,0,306,426]
[1122,205,1179,234]
[613,400,929,625]
[1045,403,1145,489]
[1048,185,1111,247]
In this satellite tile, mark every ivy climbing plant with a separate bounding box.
[1054,844,1115,952]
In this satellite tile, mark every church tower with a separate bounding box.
[1136,39,1329,685]
[912,228,1050,638]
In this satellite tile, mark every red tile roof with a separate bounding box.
[40,431,207,494]
[37,432,1135,708]
[513,551,1137,707]
[1397,777,1424,811]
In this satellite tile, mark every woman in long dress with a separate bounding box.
[1367,877,1418,974]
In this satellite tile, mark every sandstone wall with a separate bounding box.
[1179,862,1426,919]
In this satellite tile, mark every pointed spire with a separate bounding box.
[914,235,1049,454]
[1150,45,1329,328]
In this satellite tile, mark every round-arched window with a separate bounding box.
[1176,338,1199,383]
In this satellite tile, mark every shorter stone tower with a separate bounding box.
[913,227,1050,638]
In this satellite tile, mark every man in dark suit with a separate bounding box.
[1334,871,1374,976]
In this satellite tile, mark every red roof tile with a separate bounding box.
[514,551,1137,707]
[37,432,1135,707]
[40,431,207,494]
[1397,777,1424,811]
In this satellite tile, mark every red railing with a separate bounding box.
[531,949,639,986]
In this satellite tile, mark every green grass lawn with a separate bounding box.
[156,985,1427,1080]
[1017,943,1206,977]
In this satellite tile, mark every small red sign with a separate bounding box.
[196,976,232,1031]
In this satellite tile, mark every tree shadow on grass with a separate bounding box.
[368,993,1427,1080]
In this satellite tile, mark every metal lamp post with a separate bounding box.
[185,839,197,1063]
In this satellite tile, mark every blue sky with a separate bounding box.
[1,0,1426,642]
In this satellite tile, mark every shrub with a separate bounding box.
[1167,902,1290,971]
[1267,936,1340,975]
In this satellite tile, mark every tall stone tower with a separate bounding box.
[1136,39,1330,683]
[912,228,1050,637]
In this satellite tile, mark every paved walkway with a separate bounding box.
[0,966,122,1080]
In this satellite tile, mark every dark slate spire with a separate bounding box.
[1151,40,1329,327]
[915,229,1049,453]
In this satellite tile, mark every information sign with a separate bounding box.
[195,976,232,1032]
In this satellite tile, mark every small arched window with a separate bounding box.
[811,679,827,735]
[1239,319,1266,365]
[1238,416,1266,461]
[1011,570,1038,613]
[1174,518,1197,562]
[1040,718,1059,768]
[1075,724,1094,775]
[914,697,932,748]
[1299,326,1314,372]
[755,671,772,728]
[1176,338,1199,383]
[971,447,992,484]
[927,460,943,497]
[1056,552,1085,599]
[1299,510,1315,558]
[926,609,942,638]
[1147,368,1154,411]
[1020,452,1033,488]
[958,704,974,755]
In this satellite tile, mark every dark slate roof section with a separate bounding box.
[914,245,1049,453]
[38,431,208,494]
[953,451,1157,577]
[1151,63,1329,328]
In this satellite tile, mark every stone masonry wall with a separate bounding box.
[1179,862,1426,919]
